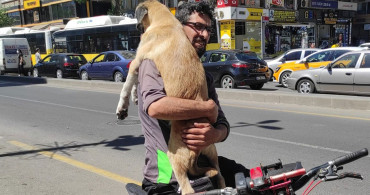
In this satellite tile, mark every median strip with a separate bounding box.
[8,140,142,186]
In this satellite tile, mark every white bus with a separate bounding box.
[52,15,141,61]
[0,27,58,64]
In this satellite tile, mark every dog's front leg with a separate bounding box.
[116,73,138,120]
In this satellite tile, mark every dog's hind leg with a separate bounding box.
[200,145,226,189]
[130,80,138,105]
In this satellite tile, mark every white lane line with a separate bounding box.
[0,94,139,119]
[231,131,370,158]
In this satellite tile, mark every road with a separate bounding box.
[0,79,369,195]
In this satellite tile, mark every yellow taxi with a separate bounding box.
[273,47,365,87]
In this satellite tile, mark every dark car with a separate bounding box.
[78,50,135,82]
[201,49,269,89]
[33,53,87,78]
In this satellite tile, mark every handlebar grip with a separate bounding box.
[332,148,368,167]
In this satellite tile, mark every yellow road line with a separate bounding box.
[9,140,141,186]
[221,103,370,121]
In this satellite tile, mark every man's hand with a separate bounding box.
[182,119,221,151]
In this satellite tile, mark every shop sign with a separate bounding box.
[338,1,357,11]
[323,12,338,25]
[220,20,235,49]
[215,7,234,20]
[269,10,296,22]
[243,39,261,53]
[311,0,337,9]
[24,0,40,10]
[298,9,316,22]
[270,0,284,7]
[217,0,238,8]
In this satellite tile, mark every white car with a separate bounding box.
[359,42,370,48]
[287,50,370,95]
[265,48,321,81]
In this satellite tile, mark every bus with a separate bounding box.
[0,27,58,65]
[52,15,141,61]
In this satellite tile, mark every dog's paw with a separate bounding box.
[116,109,128,120]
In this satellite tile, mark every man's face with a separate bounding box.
[183,12,212,57]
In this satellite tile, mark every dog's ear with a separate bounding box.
[135,4,148,25]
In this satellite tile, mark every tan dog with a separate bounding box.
[115,0,225,194]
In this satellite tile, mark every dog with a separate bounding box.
[115,0,225,194]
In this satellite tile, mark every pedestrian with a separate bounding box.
[35,48,41,64]
[17,49,24,76]
[135,1,249,194]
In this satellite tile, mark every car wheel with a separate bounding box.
[250,83,264,90]
[297,79,315,94]
[33,68,39,77]
[280,71,292,88]
[221,75,235,89]
[114,71,124,82]
[56,69,63,79]
[0,69,5,75]
[80,70,89,80]
[268,68,273,81]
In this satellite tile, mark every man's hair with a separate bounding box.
[175,1,215,24]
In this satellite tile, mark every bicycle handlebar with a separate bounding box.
[331,148,368,167]
[293,148,368,191]
[187,148,368,195]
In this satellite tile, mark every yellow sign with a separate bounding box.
[24,0,40,10]
[243,38,261,53]
[247,8,263,20]
[220,20,235,49]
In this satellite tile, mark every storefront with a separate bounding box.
[265,10,301,54]
[215,6,268,55]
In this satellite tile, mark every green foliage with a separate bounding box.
[0,8,14,27]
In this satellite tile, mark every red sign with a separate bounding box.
[217,0,238,8]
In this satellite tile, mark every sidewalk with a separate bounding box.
[1,75,370,111]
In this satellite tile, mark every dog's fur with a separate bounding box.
[115,0,225,194]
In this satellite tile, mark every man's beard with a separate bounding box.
[192,36,207,57]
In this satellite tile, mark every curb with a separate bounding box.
[1,76,370,111]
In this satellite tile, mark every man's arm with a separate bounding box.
[148,96,218,124]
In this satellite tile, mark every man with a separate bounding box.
[35,48,41,64]
[17,49,24,76]
[138,2,248,194]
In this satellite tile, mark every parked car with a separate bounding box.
[359,42,370,48]
[265,48,321,81]
[273,47,365,87]
[78,50,135,82]
[33,53,87,78]
[287,50,370,95]
[200,49,269,90]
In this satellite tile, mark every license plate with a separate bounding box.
[256,76,265,80]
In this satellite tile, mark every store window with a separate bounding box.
[8,12,21,25]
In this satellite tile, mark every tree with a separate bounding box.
[0,8,14,27]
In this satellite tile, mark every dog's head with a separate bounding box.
[135,0,174,33]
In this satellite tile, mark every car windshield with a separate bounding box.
[119,51,136,60]
[235,52,262,62]
[68,55,87,64]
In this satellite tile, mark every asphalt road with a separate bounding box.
[0,79,369,195]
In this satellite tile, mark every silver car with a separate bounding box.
[287,50,370,95]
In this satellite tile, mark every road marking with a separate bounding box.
[222,103,370,121]
[0,94,140,120]
[231,132,357,155]
[9,140,142,186]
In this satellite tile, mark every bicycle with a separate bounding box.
[126,148,368,195]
